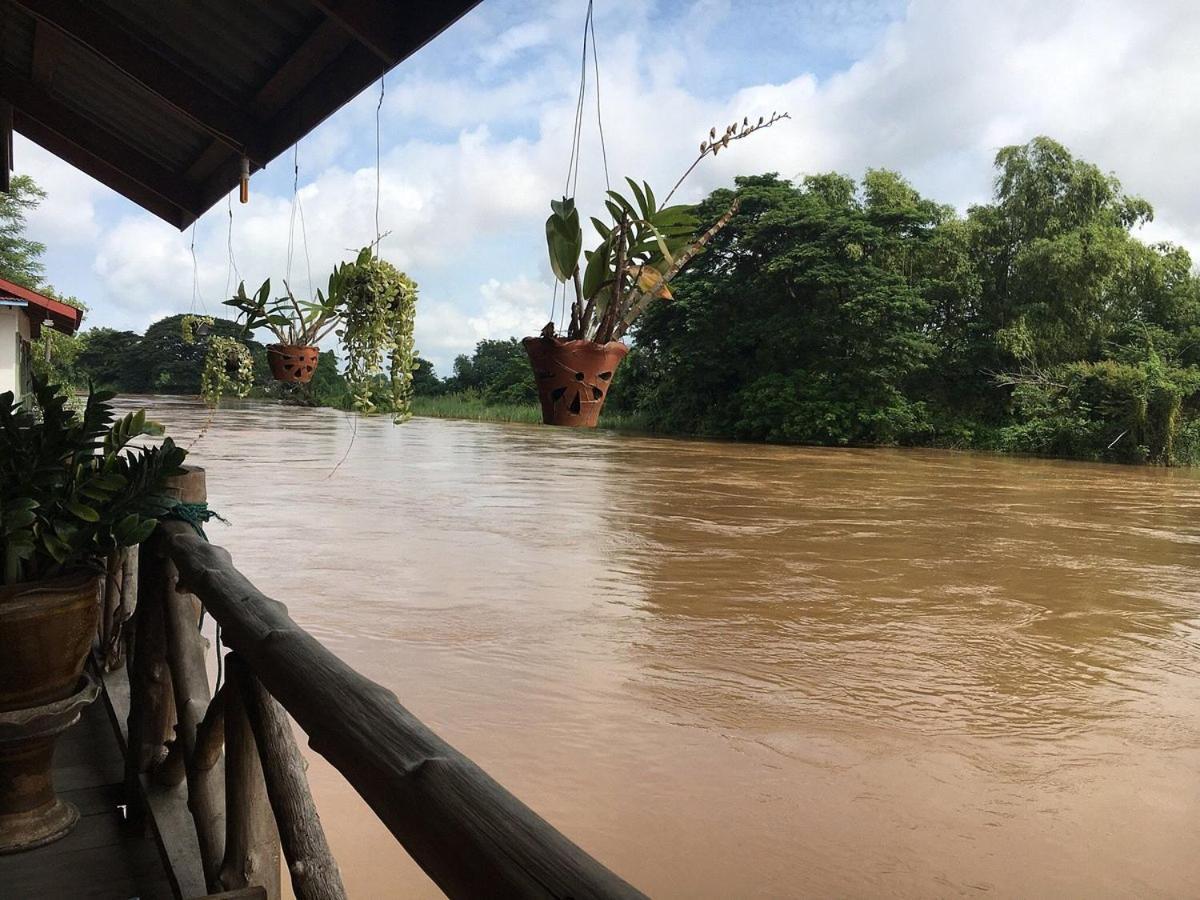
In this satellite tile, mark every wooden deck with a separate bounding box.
[0,696,174,900]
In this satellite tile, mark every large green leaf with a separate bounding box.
[582,236,612,301]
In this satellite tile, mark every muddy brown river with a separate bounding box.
[142,396,1200,898]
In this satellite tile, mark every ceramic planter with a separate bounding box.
[522,337,628,427]
[267,344,319,383]
[0,572,101,852]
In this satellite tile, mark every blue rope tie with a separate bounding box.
[164,501,228,542]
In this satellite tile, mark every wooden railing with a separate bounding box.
[108,467,645,900]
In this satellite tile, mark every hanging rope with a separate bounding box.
[189,224,207,314]
[224,191,242,298]
[286,144,300,287]
[551,0,610,332]
[373,72,386,251]
[589,4,610,192]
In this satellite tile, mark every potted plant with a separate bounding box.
[528,112,788,426]
[223,268,349,385]
[338,247,420,422]
[222,250,419,421]
[181,316,256,409]
[0,377,187,850]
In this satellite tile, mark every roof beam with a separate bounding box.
[11,0,270,163]
[310,0,478,68]
[184,19,353,187]
[0,68,200,226]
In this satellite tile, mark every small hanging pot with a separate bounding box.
[223,351,242,377]
[194,321,212,338]
[522,336,628,428]
[267,344,319,384]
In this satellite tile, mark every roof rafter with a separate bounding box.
[311,0,478,68]
[11,0,270,163]
[0,69,200,226]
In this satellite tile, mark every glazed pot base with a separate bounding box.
[0,798,78,854]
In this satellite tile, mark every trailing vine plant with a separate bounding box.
[339,247,419,422]
[180,314,213,344]
[181,319,255,410]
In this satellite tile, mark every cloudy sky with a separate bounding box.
[14,0,1200,375]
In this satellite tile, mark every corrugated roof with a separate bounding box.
[0,0,482,229]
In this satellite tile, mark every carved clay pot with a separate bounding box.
[0,572,101,853]
[522,337,628,427]
[267,344,319,383]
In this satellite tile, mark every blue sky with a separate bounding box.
[16,0,1200,375]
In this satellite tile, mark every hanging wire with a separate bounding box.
[551,0,609,332]
[286,144,300,287]
[373,72,385,251]
[328,74,384,482]
[224,191,242,297]
[189,224,207,314]
[589,4,611,191]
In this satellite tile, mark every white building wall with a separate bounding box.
[0,307,32,399]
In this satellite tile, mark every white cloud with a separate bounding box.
[17,140,103,246]
[13,0,1200,374]
[417,275,552,367]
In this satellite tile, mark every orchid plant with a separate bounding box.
[544,111,788,343]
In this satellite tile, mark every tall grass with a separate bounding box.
[412,392,654,433]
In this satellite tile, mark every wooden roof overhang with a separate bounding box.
[0,0,481,229]
[0,274,83,335]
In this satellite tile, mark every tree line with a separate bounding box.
[435,138,1200,464]
[8,137,1200,464]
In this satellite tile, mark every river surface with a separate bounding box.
[140,396,1200,898]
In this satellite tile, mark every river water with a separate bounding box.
[142,396,1200,898]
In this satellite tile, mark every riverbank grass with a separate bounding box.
[413,393,652,432]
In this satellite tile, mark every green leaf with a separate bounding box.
[626,178,650,220]
[582,236,612,300]
[66,500,100,522]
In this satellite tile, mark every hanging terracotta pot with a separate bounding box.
[522,336,628,427]
[0,572,101,852]
[267,344,319,383]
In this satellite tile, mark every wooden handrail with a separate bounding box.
[166,527,647,900]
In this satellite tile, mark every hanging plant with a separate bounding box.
[339,247,419,423]
[223,267,349,385]
[199,336,254,409]
[180,314,214,344]
[528,111,788,427]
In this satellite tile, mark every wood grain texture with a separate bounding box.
[239,664,346,900]
[218,655,280,899]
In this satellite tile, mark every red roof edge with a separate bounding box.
[0,276,84,335]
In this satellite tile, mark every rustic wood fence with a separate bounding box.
[103,467,645,900]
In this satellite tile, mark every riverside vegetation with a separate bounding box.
[12,137,1200,464]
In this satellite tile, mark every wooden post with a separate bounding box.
[239,665,346,900]
[219,655,281,900]
[159,466,227,889]
[128,548,176,771]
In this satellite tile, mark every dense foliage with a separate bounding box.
[0,175,46,287]
[614,138,1200,464]
[0,377,187,586]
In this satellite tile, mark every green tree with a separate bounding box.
[630,172,939,444]
[74,328,147,391]
[0,175,46,288]
[412,355,442,395]
[140,314,262,394]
